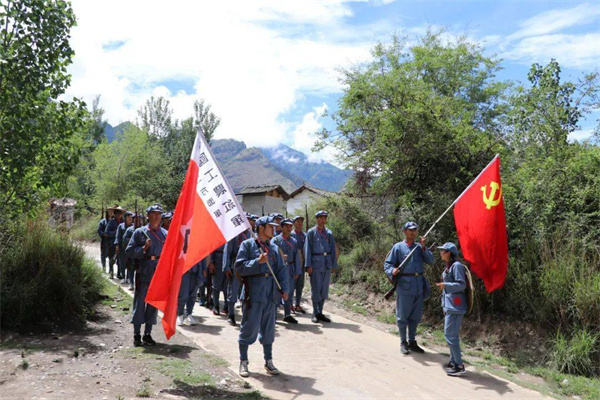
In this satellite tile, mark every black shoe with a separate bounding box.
[400,341,410,355]
[133,334,142,347]
[446,361,455,370]
[117,273,122,279]
[109,273,114,279]
[212,308,220,316]
[447,364,466,376]
[408,340,425,353]
[311,315,319,323]
[317,314,331,323]
[283,315,298,324]
[142,334,156,346]
[228,315,237,326]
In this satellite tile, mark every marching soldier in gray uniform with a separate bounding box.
[290,215,306,314]
[210,244,228,316]
[235,216,289,377]
[98,207,114,271]
[223,213,255,326]
[305,210,337,323]
[384,221,433,355]
[122,213,140,290]
[177,258,207,326]
[273,218,301,324]
[104,206,125,279]
[115,211,133,284]
[125,204,167,347]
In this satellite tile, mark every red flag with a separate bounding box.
[453,155,508,293]
[146,130,251,339]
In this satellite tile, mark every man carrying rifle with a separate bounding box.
[104,205,125,279]
[122,213,141,291]
[98,206,114,271]
[384,221,433,355]
[115,211,134,284]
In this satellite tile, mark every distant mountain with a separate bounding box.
[101,122,351,192]
[259,144,351,192]
[211,139,301,193]
[104,122,134,142]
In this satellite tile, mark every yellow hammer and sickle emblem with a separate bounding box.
[481,181,502,210]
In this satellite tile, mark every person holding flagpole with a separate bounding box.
[235,216,289,377]
[384,221,433,355]
[126,204,167,347]
[435,242,468,376]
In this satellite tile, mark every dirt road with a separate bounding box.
[84,243,550,399]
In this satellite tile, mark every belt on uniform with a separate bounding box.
[286,262,295,265]
[248,273,272,278]
[146,256,160,260]
[400,273,423,277]
[312,252,330,256]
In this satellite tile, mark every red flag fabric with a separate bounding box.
[146,130,251,339]
[453,155,508,293]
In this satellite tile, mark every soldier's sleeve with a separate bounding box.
[422,246,434,265]
[274,248,289,294]
[125,229,146,259]
[304,230,313,268]
[234,241,264,276]
[444,263,467,293]
[384,245,398,281]
[223,239,235,272]
[114,225,122,246]
[222,241,231,272]
[97,220,104,238]
[330,232,338,269]
[293,244,302,275]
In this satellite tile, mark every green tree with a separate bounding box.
[158,99,221,208]
[137,96,173,139]
[93,125,168,206]
[0,0,88,217]
[316,31,506,237]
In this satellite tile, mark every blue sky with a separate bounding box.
[65,1,599,161]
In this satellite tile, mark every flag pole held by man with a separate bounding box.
[145,129,251,339]
[384,155,508,358]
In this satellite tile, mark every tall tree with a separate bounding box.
[316,31,506,232]
[137,96,173,139]
[0,0,88,218]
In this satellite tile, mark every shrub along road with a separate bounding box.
[83,244,550,399]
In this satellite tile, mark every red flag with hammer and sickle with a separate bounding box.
[453,155,508,293]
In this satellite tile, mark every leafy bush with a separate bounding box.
[1,219,105,332]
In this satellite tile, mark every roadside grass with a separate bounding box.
[99,283,131,317]
[154,358,214,386]
[342,299,368,316]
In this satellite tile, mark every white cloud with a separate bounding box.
[291,103,339,164]
[63,0,377,155]
[568,128,595,142]
[498,3,599,69]
[508,3,599,41]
